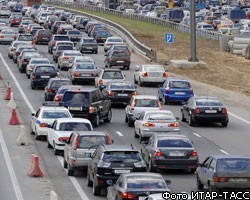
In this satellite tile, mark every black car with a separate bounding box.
[181,96,229,127]
[107,173,171,200]
[76,37,98,54]
[105,80,137,105]
[87,144,147,196]
[94,30,112,44]
[53,45,74,62]
[60,88,112,127]
[44,78,72,101]
[30,64,58,89]
[34,29,52,44]
[17,51,41,73]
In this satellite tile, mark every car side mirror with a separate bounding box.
[140,140,147,145]
[198,163,203,167]
[47,124,52,128]
[31,113,35,116]
[176,117,180,121]
[165,180,171,185]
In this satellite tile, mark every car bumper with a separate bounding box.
[140,77,165,84]
[36,126,48,136]
[31,79,50,87]
[54,142,65,151]
[140,128,180,138]
[111,61,130,66]
[193,114,228,123]
[80,46,98,52]
[69,157,91,168]
[109,96,131,104]
[46,93,56,101]
[153,158,198,170]
[164,94,193,102]
[0,38,15,43]
[213,182,250,189]
[72,76,96,82]
[36,38,50,43]
[61,62,73,68]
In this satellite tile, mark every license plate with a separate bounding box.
[114,169,130,174]
[101,38,106,40]
[69,107,82,111]
[41,76,50,78]
[175,92,185,95]
[139,197,147,200]
[81,74,91,77]
[230,178,248,182]
[116,61,124,63]
[150,73,160,77]
[205,110,217,113]
[86,47,93,49]
[117,93,128,96]
[169,152,185,156]
[42,37,47,40]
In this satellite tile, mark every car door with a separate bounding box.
[99,90,110,117]
[198,157,213,185]
[89,149,101,181]
[142,135,154,163]
[125,96,134,117]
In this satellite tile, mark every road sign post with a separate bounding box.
[165,33,174,62]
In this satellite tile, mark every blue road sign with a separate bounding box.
[165,33,174,43]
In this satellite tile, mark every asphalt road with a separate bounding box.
[0,16,250,200]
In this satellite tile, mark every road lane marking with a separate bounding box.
[116,131,124,136]
[192,132,202,138]
[0,129,24,200]
[57,156,90,200]
[1,54,90,200]
[220,149,229,155]
[0,53,35,113]
[228,111,250,125]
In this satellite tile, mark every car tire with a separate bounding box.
[31,84,35,90]
[134,130,139,138]
[208,182,217,192]
[181,112,186,122]
[128,118,134,127]
[125,115,128,123]
[138,78,143,87]
[93,113,100,127]
[104,109,112,123]
[197,176,204,190]
[63,159,68,169]
[67,165,74,176]
[53,142,60,155]
[93,178,101,196]
[47,140,52,149]
[134,76,138,84]
[87,173,93,187]
[188,114,195,126]
[95,50,98,54]
[190,168,196,174]
[35,131,39,140]
[221,121,228,127]
[148,158,156,172]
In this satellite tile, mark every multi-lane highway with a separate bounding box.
[0,14,250,200]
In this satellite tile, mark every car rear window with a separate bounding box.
[102,71,123,79]
[78,135,107,148]
[135,99,158,107]
[59,122,91,131]
[51,80,71,89]
[64,52,82,57]
[217,159,250,173]
[2,30,15,34]
[68,30,81,35]
[58,46,73,51]
[196,99,222,107]
[157,139,193,148]
[83,39,96,43]
[146,113,175,120]
[54,36,70,41]
[126,177,166,189]
[112,51,129,58]
[42,111,70,119]
[111,82,134,89]
[31,59,50,64]
[63,92,89,106]
[102,151,141,162]
[97,31,111,37]
[169,81,190,89]
[35,66,55,73]
[18,35,33,41]
[23,52,40,58]
[75,63,95,70]
[144,65,164,71]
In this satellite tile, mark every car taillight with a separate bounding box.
[168,122,179,127]
[131,99,136,110]
[189,88,193,93]
[213,176,227,182]
[99,79,103,85]
[191,150,198,157]
[105,43,111,46]
[39,123,47,127]
[163,72,168,77]
[21,59,25,63]
[193,108,200,114]
[154,150,163,157]
[143,122,155,127]
[105,134,112,144]
[0,35,4,38]
[108,91,113,96]
[221,108,227,114]
[54,95,61,102]
[52,41,56,46]
[121,192,136,199]
[11,48,13,51]
[47,88,52,93]
[165,87,170,92]
[32,40,34,45]
[13,35,16,39]
[131,92,136,96]
[89,106,94,113]
[73,135,79,150]
[58,137,69,142]
[141,72,147,77]
[73,72,79,77]
[63,56,69,60]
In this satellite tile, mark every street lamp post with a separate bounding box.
[189,0,198,61]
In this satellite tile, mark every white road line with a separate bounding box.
[1,54,89,200]
[0,129,24,200]
[57,156,89,200]
[116,131,124,136]
[192,132,202,138]
[228,111,250,125]
[0,53,35,113]
[220,149,230,155]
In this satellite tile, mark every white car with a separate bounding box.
[104,36,124,52]
[134,110,180,142]
[134,64,168,86]
[95,69,125,87]
[47,118,93,155]
[30,104,72,140]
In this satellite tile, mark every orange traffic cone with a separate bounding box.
[9,109,19,125]
[4,86,11,100]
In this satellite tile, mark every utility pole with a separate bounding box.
[189,0,198,61]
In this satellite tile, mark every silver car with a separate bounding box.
[104,36,124,52]
[0,29,16,44]
[67,62,98,84]
[68,55,95,68]
[95,69,126,87]
[134,65,168,86]
[58,50,82,70]
[8,41,30,59]
[134,110,180,141]
[0,6,11,18]
[125,95,162,127]
[26,58,51,78]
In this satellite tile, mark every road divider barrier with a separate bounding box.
[7,92,16,110]
[4,83,11,100]
[27,154,44,177]
[50,191,58,200]
[16,125,28,146]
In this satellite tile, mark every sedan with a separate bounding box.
[67,62,98,84]
[104,36,124,52]
[76,37,98,54]
[181,96,229,127]
[107,173,171,200]
[58,50,82,70]
[0,29,16,44]
[26,58,51,78]
[104,50,131,70]
[134,65,168,86]
[196,155,250,192]
[53,85,84,102]
[134,110,179,142]
[34,29,52,44]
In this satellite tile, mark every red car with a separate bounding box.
[9,17,21,26]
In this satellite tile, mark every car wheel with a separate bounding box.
[35,131,39,140]
[148,158,156,172]
[221,121,228,127]
[196,176,204,190]
[126,65,130,70]
[128,118,134,127]
[125,115,128,123]
[94,113,100,127]
[87,173,93,187]
[47,140,52,149]
[67,165,74,176]
[181,111,186,122]
[44,94,47,101]
[53,142,60,155]
[63,158,68,169]
[134,76,138,84]
[104,109,112,123]
[134,130,139,138]
[95,50,98,54]
[138,78,143,87]
[188,114,195,126]
[93,178,101,196]
[190,168,196,173]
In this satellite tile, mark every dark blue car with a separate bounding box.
[13,4,23,12]
[158,78,194,104]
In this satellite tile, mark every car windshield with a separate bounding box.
[169,81,190,88]
[135,99,158,107]
[217,159,250,173]
[144,65,164,71]
[58,46,73,51]
[126,177,166,189]
[42,111,70,119]
[59,122,91,131]
[18,35,33,41]
[196,99,222,106]
[31,59,50,64]
[102,151,141,162]
[75,63,95,70]
[112,51,129,58]
[111,82,134,89]
[68,31,80,35]
[146,113,175,120]
[157,139,193,147]
[102,71,123,79]
[78,136,107,148]
[51,80,71,89]
[54,36,69,41]
[83,39,96,43]
[97,31,111,37]
[63,92,89,106]
[35,66,55,73]
[64,52,82,56]
[2,30,15,34]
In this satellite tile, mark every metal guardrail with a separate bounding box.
[49,0,221,41]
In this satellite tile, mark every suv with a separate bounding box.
[87,144,147,196]
[104,50,131,70]
[76,37,98,54]
[60,88,112,127]
[64,131,113,176]
[48,35,70,54]
[15,34,34,46]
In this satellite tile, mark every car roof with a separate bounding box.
[34,64,55,67]
[164,78,190,82]
[109,80,132,84]
[102,69,123,72]
[55,118,91,123]
[65,87,98,92]
[58,85,84,90]
[144,110,173,114]
[155,133,190,140]
[63,50,81,53]
[49,78,70,81]
[73,131,108,136]
[134,95,158,99]
[101,144,138,151]
[122,172,164,178]
[211,155,250,159]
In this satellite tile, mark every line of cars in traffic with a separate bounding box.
[1,2,250,199]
